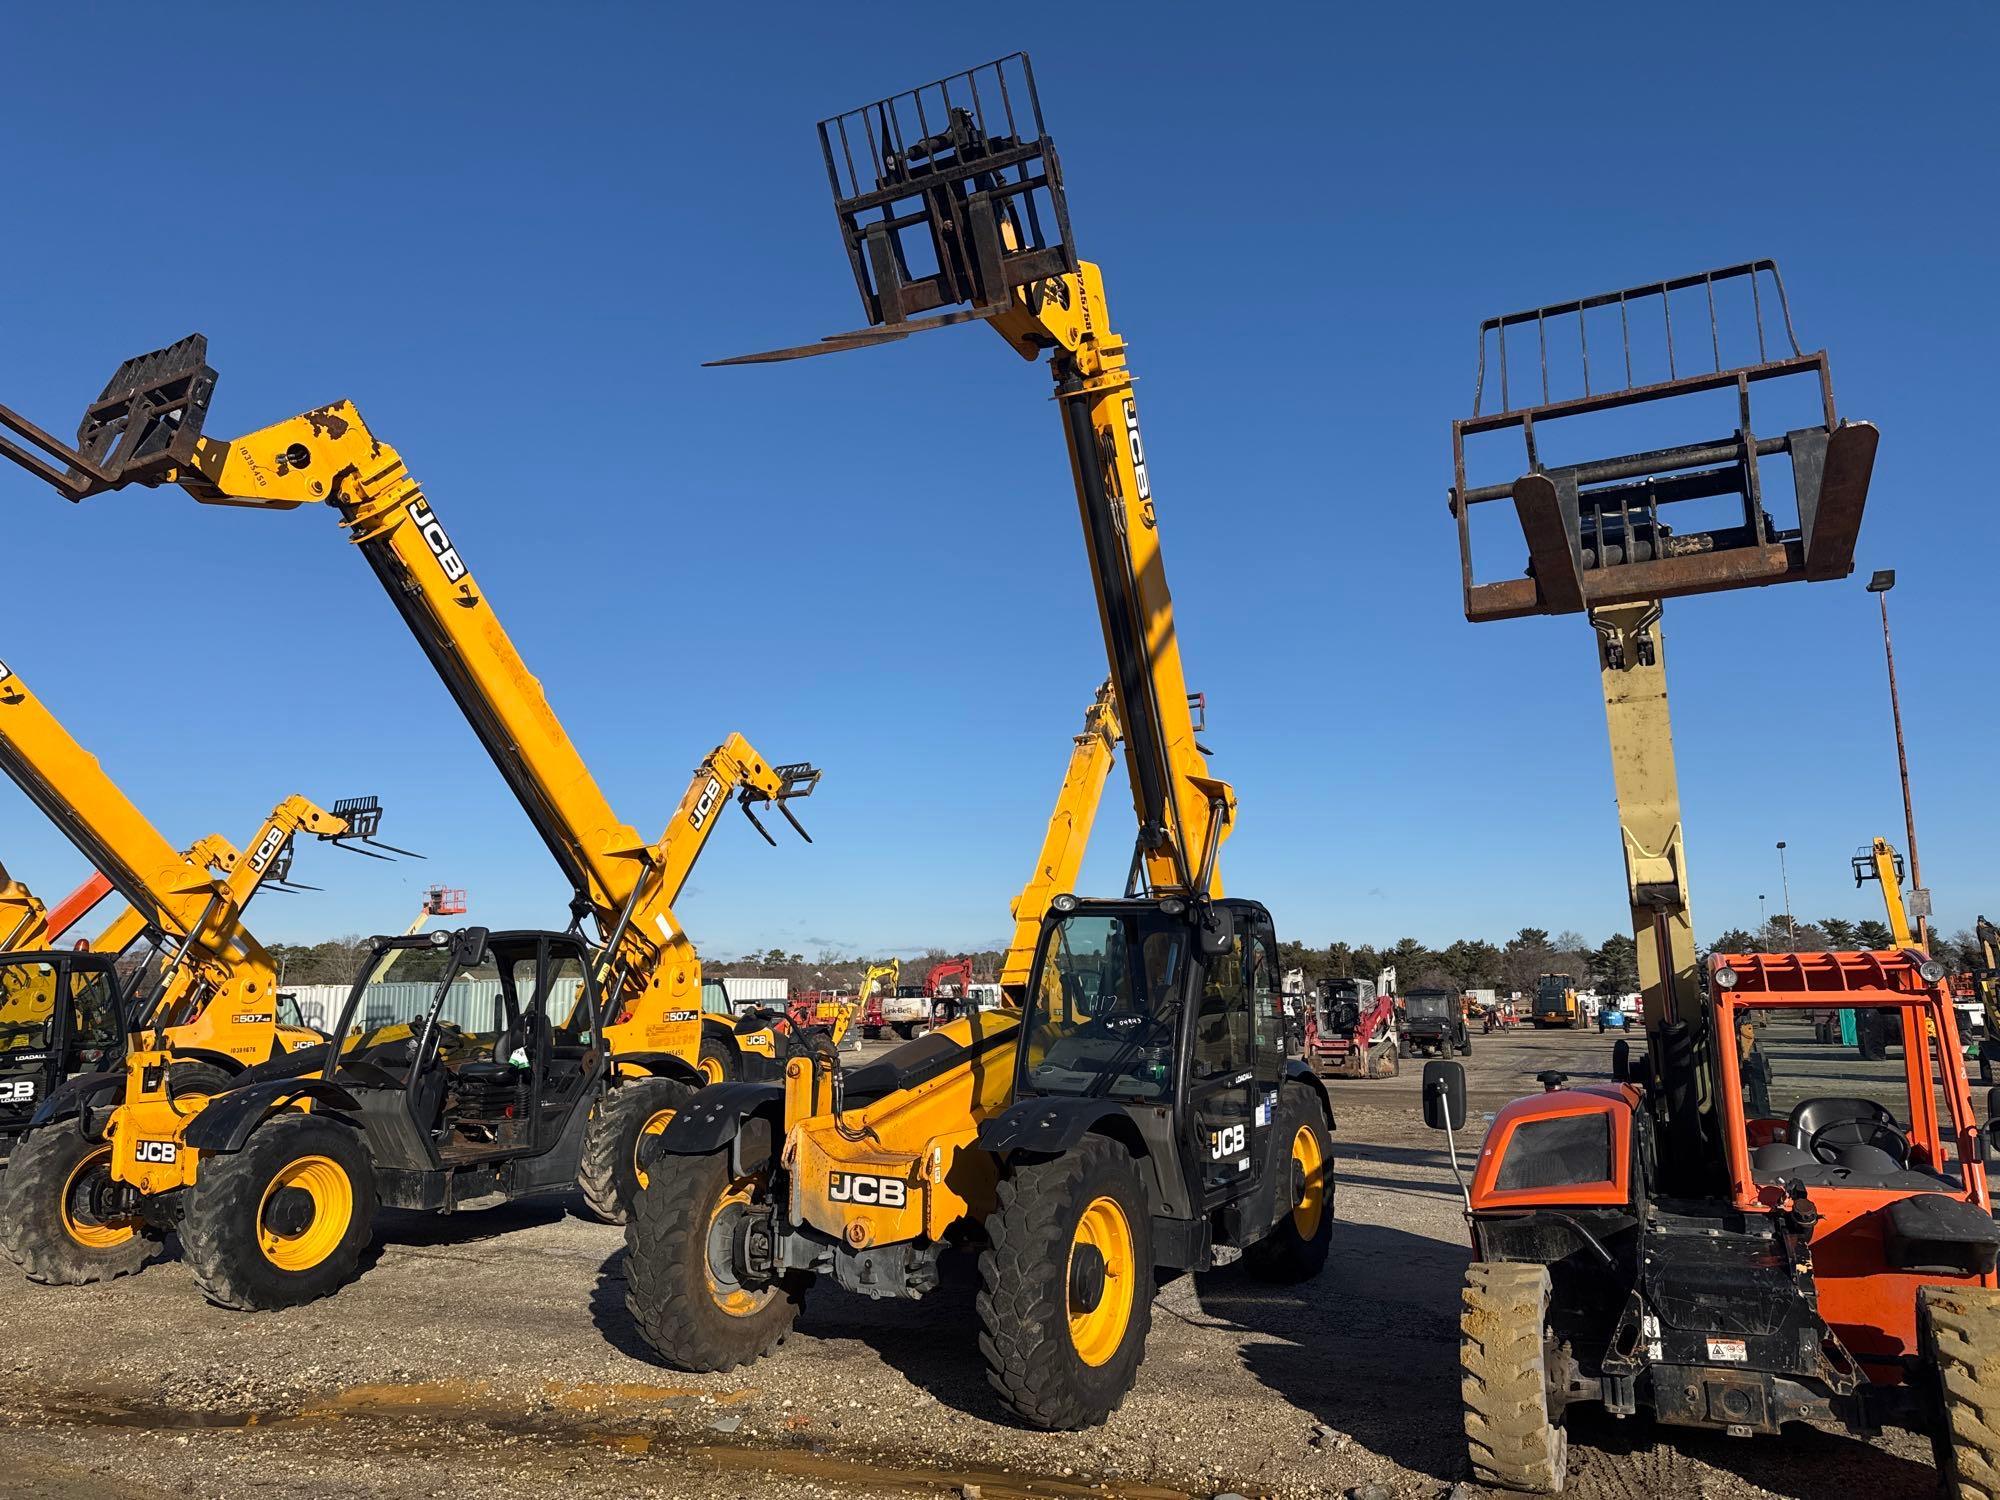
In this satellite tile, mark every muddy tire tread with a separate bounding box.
[576,1076,695,1226]
[1461,1260,1567,1494]
[1922,1285,2000,1500]
[975,1134,1152,1431]
[623,1147,807,1373]
[0,1126,160,1282]
[179,1111,376,1311]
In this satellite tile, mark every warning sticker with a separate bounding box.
[1706,1337,1748,1364]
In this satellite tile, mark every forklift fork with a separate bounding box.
[0,335,217,498]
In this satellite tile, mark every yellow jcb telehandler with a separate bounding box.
[0,659,393,1281]
[628,54,1336,1431]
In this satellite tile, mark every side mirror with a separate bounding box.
[1611,1038,1631,1082]
[1198,906,1235,957]
[1986,1086,2000,1122]
[451,925,490,971]
[1422,1059,1467,1132]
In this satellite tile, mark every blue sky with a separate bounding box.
[1,3,1992,961]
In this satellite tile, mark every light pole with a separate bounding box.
[1776,841,1796,948]
[1759,894,1768,942]
[1866,570,1929,946]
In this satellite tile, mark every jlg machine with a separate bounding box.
[1426,264,2000,1495]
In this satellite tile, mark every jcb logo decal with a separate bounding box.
[1123,400,1155,526]
[687,776,725,831]
[1208,1123,1246,1160]
[247,825,287,873]
[0,1078,35,1103]
[406,499,468,583]
[134,1139,179,1163]
[828,1171,907,1208]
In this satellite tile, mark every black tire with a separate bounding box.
[698,1032,736,1085]
[179,1112,376,1311]
[977,1133,1153,1430]
[0,1125,161,1283]
[1461,1261,1567,1494]
[576,1076,697,1225]
[1244,1084,1334,1284]
[892,1021,917,1041]
[1919,1285,2000,1499]
[167,1061,234,1101]
[624,1145,810,1371]
[1459,1030,1474,1057]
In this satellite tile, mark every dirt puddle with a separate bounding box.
[15,1380,1194,1499]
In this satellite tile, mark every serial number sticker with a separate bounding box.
[1707,1337,1748,1363]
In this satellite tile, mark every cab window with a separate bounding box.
[1192,936,1250,1079]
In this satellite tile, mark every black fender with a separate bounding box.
[654,1081,783,1177]
[609,1051,706,1091]
[181,1079,364,1155]
[975,1096,1149,1160]
[27,1070,125,1131]
[166,1047,247,1077]
[1284,1060,1336,1132]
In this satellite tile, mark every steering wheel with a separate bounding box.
[1077,1010,1170,1046]
[1803,1117,1910,1166]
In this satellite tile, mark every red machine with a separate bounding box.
[1305,977,1400,1078]
[923,956,976,1028]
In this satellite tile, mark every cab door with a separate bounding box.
[62,959,125,1080]
[1246,921,1287,1181]
[521,937,601,1150]
[1188,932,1257,1204]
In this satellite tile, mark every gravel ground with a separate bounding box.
[0,1030,1946,1498]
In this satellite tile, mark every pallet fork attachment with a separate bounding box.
[711,52,1076,367]
[1448,262,1879,621]
[0,335,217,499]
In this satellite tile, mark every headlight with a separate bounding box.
[1158,897,1186,916]
[1920,958,1946,984]
[1051,894,1078,914]
[1714,965,1739,989]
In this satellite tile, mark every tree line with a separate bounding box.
[267,917,1991,994]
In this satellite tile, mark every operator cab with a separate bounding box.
[322,927,603,1169]
[1019,895,1292,1206]
[0,950,128,1134]
[1405,989,1455,1024]
[1733,998,1976,1193]
[1321,977,1374,1033]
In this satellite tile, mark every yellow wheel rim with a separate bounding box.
[256,1155,354,1272]
[633,1106,677,1192]
[703,1176,775,1318]
[1066,1195,1136,1367]
[60,1144,135,1249]
[698,1054,726,1085]
[1289,1124,1326,1239]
